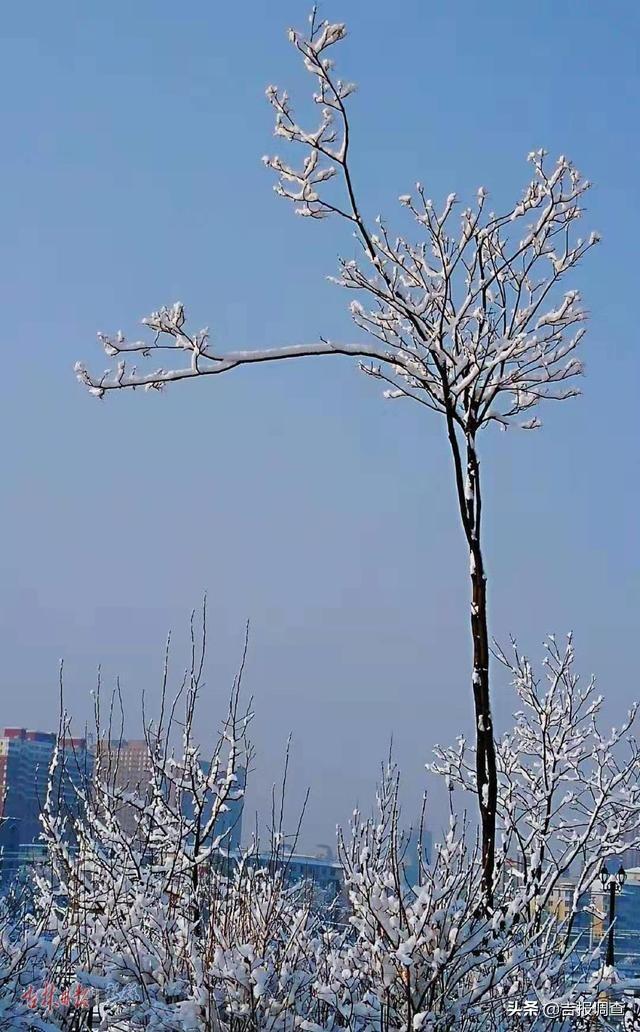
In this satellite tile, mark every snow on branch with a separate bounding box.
[2,625,638,1028]
[76,13,598,437]
[431,633,640,940]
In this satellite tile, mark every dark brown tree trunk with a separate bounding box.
[465,436,497,906]
[444,413,498,906]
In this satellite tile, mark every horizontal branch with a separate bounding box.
[75,337,396,396]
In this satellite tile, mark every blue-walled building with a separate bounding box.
[0,727,93,884]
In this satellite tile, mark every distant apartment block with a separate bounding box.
[0,727,92,881]
[593,867,640,975]
[95,738,244,850]
[252,849,344,901]
[281,852,343,898]
[94,738,152,837]
[543,869,640,975]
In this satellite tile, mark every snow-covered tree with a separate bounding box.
[433,634,640,938]
[75,11,598,900]
[331,638,640,1031]
[4,631,628,1030]
[32,611,253,1029]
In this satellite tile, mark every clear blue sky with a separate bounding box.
[0,1,638,846]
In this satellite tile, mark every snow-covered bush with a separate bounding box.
[0,882,55,1031]
[8,632,633,1030]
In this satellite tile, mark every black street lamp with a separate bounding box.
[598,863,626,968]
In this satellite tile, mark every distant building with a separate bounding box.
[598,867,640,975]
[94,738,153,837]
[546,878,592,946]
[94,739,244,850]
[282,852,343,896]
[402,828,433,889]
[542,870,640,975]
[0,728,92,883]
[252,850,344,901]
[620,847,640,871]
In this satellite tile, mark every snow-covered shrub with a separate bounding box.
[20,633,638,1030]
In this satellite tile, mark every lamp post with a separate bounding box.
[598,863,626,968]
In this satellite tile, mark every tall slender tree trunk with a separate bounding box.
[445,414,498,905]
[465,435,497,905]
